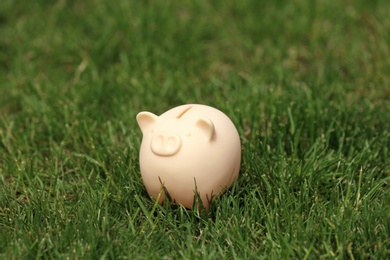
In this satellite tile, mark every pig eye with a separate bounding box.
[185,131,191,137]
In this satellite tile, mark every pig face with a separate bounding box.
[137,112,216,157]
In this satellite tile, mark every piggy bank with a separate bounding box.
[136,104,241,209]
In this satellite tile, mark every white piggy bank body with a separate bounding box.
[136,104,241,209]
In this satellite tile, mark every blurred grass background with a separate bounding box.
[0,0,389,258]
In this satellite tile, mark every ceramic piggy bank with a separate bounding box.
[136,104,241,209]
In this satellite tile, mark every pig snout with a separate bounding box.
[150,131,182,156]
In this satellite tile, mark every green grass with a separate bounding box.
[1,0,389,258]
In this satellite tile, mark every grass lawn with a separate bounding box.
[1,0,389,258]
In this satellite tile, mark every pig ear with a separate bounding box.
[136,112,158,133]
[195,118,215,141]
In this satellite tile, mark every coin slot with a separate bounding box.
[176,106,192,118]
